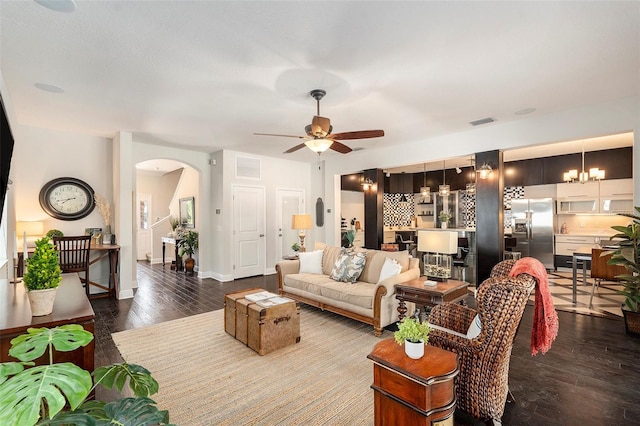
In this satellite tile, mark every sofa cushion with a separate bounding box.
[322,246,345,275]
[320,280,376,309]
[330,250,366,283]
[360,250,410,284]
[284,273,335,296]
[299,250,323,274]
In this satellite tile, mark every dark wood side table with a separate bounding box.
[0,273,95,372]
[368,338,458,426]
[395,278,469,321]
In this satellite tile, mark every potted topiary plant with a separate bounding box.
[394,317,430,359]
[607,206,640,335]
[23,237,62,316]
[177,230,199,275]
[45,229,63,239]
[169,216,180,237]
[0,324,170,425]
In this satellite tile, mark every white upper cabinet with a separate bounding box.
[556,179,633,214]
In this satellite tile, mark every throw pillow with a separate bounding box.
[330,250,367,283]
[466,314,482,339]
[298,250,323,274]
[377,257,402,283]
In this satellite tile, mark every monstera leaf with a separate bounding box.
[79,397,171,426]
[9,324,93,362]
[0,363,92,425]
[94,363,159,397]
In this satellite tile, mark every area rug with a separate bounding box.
[112,306,384,425]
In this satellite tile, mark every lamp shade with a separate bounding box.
[16,221,44,236]
[417,230,458,254]
[291,214,312,230]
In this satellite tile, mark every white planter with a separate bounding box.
[441,222,448,229]
[26,287,58,316]
[404,339,425,359]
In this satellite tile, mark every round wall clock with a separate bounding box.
[39,177,95,220]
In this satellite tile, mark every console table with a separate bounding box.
[161,237,183,271]
[368,339,458,425]
[0,273,95,372]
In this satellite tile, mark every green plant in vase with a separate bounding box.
[607,207,640,335]
[23,237,62,316]
[394,317,430,359]
[177,230,199,275]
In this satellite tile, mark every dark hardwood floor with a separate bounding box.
[91,262,640,425]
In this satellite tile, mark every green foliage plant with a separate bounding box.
[169,216,180,231]
[45,229,63,239]
[23,237,62,291]
[291,242,300,252]
[439,210,451,224]
[607,207,640,312]
[0,325,171,426]
[177,230,199,258]
[394,317,430,345]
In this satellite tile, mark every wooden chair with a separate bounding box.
[428,259,536,424]
[53,236,91,297]
[590,248,627,308]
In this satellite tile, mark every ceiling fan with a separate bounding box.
[254,89,384,155]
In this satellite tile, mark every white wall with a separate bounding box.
[11,125,114,289]
[214,150,311,281]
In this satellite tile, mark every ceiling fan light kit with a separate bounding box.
[254,89,384,155]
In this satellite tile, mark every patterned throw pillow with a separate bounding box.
[330,249,367,283]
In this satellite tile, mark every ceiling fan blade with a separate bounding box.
[284,143,307,154]
[311,116,331,136]
[331,130,385,140]
[329,141,352,154]
[254,133,306,139]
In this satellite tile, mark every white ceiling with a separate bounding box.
[1,1,638,167]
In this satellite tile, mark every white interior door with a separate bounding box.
[233,185,266,279]
[276,189,304,259]
[136,194,152,260]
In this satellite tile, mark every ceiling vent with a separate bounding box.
[235,156,261,180]
[469,117,496,126]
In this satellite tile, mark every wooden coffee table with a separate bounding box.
[395,278,469,320]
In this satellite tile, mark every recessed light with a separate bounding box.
[515,107,536,115]
[34,83,64,93]
[34,0,77,13]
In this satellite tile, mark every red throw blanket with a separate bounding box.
[510,257,559,355]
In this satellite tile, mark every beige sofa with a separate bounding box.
[276,246,420,336]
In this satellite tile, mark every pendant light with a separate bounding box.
[420,163,430,200]
[439,160,450,196]
[399,172,408,204]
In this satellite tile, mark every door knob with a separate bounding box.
[260,234,265,237]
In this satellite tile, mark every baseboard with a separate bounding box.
[118,288,135,300]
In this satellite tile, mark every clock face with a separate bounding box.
[39,177,95,220]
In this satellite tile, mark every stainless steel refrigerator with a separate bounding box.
[510,198,555,269]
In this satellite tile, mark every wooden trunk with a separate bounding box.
[224,288,300,355]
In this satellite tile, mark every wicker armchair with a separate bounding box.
[427,259,535,424]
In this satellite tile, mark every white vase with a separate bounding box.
[441,222,448,229]
[404,339,425,359]
[26,287,58,316]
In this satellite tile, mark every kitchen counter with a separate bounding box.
[555,231,617,237]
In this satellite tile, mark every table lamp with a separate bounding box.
[417,230,458,281]
[291,214,312,252]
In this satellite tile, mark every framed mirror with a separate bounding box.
[179,197,195,228]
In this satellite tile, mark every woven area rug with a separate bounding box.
[112,306,385,425]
